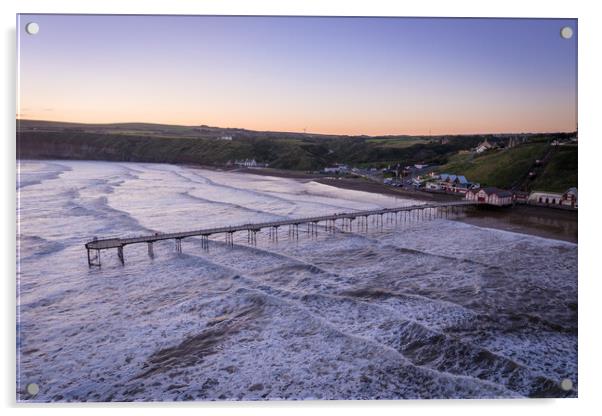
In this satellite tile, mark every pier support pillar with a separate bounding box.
[175,238,182,254]
[147,242,154,259]
[87,248,101,268]
[117,246,125,265]
[201,235,210,251]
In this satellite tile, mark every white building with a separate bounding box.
[323,164,349,174]
[528,188,577,208]
[475,139,494,153]
[466,187,513,206]
[561,187,578,208]
[425,182,441,191]
[323,167,339,173]
[528,191,564,206]
[235,159,258,167]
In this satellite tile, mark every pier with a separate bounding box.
[85,201,475,267]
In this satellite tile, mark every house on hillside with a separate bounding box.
[466,187,513,206]
[475,139,494,153]
[561,187,578,208]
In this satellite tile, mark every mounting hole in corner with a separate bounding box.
[25,22,39,35]
[26,382,39,396]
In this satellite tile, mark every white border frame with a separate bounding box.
[3,1,600,415]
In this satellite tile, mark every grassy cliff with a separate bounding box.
[529,146,578,192]
[439,143,577,192]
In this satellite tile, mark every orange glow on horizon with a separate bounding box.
[15,111,577,137]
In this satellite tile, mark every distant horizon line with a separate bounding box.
[16,118,578,138]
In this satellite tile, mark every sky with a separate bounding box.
[17,15,577,136]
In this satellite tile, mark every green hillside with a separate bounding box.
[440,144,547,188]
[439,143,577,192]
[529,146,578,192]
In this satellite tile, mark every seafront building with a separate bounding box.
[465,187,577,208]
[465,187,513,206]
[528,188,578,208]
[423,173,475,194]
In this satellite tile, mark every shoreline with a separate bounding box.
[22,160,576,244]
[223,166,578,244]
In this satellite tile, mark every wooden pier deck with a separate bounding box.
[85,200,475,267]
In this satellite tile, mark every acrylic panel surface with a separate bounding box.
[16,15,577,402]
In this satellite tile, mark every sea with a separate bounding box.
[16,160,578,401]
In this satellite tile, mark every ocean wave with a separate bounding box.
[18,235,65,259]
[17,161,72,189]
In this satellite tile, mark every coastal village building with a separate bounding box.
[437,173,472,194]
[423,173,475,193]
[322,164,349,174]
[233,159,267,168]
[475,139,494,153]
[425,182,441,191]
[528,191,563,206]
[528,188,578,208]
[512,191,530,204]
[466,187,513,206]
[562,187,578,208]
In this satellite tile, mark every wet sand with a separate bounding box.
[235,167,322,180]
[459,205,577,243]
